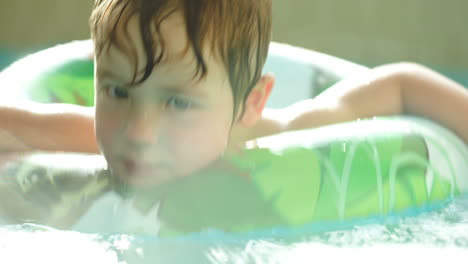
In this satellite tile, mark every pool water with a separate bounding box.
[1,194,468,264]
[1,42,467,263]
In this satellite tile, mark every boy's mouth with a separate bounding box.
[123,159,167,172]
[119,158,172,184]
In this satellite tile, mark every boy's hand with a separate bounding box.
[0,152,109,228]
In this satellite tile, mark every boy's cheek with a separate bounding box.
[95,114,121,150]
[176,127,229,160]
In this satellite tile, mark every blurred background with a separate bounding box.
[1,0,467,85]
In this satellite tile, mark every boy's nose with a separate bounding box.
[124,106,162,144]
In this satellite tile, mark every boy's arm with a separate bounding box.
[0,102,99,153]
[252,63,468,143]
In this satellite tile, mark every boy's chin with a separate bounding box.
[111,166,176,190]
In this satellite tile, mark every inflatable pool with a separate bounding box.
[1,40,468,262]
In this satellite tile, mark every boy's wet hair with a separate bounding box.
[90,0,272,119]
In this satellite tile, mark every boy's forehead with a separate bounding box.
[96,11,221,79]
[96,47,226,89]
[113,12,190,64]
[96,54,206,94]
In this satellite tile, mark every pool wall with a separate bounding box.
[1,1,467,92]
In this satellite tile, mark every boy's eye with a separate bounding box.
[165,96,193,110]
[108,86,129,99]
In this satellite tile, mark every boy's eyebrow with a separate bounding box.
[96,67,130,83]
[97,66,211,98]
[160,82,210,98]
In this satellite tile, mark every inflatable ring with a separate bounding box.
[1,41,467,237]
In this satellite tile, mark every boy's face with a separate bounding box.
[94,13,236,189]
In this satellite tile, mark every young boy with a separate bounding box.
[0,0,467,233]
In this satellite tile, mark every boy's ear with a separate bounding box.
[239,74,275,127]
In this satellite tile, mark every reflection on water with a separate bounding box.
[1,194,468,264]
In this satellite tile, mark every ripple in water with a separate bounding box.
[1,195,468,264]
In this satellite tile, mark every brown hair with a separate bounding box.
[89,0,272,119]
